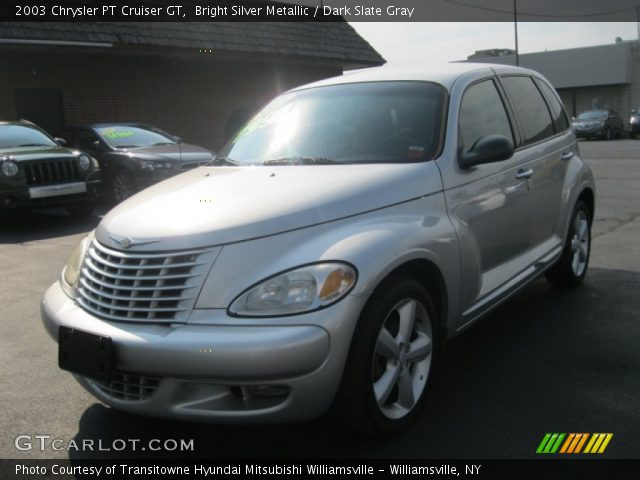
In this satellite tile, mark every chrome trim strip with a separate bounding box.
[78,278,192,303]
[84,257,201,281]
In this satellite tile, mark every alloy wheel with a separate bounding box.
[570,210,589,277]
[113,174,133,203]
[372,298,433,419]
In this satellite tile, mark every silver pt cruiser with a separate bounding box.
[41,63,595,435]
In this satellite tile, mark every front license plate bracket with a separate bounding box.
[58,326,114,382]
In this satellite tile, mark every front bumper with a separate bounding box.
[573,126,604,138]
[41,281,367,423]
[0,179,101,209]
[131,169,179,190]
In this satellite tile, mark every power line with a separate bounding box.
[442,0,639,19]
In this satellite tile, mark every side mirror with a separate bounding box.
[90,140,102,151]
[459,135,514,169]
[173,136,182,144]
[54,137,66,146]
[632,109,637,114]
[571,116,576,121]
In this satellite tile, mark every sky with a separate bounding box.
[350,22,639,65]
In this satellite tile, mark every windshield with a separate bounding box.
[0,125,57,149]
[576,111,607,121]
[216,81,447,165]
[96,125,176,148]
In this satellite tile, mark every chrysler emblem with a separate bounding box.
[109,234,159,249]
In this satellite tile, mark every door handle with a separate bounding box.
[561,151,574,161]
[515,168,533,180]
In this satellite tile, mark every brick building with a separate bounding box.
[466,40,640,122]
[0,21,384,150]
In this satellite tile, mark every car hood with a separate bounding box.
[0,146,79,161]
[118,143,213,162]
[96,162,442,250]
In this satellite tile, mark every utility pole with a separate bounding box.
[514,0,520,66]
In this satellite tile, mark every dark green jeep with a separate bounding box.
[0,120,101,216]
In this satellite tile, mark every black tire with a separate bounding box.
[111,171,135,204]
[335,275,438,436]
[546,200,591,287]
[67,203,95,218]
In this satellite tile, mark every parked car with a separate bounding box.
[629,109,640,138]
[0,120,101,216]
[42,64,595,435]
[572,109,624,140]
[58,123,214,203]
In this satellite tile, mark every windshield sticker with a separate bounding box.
[101,130,135,140]
[408,145,425,159]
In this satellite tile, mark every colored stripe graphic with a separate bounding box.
[536,433,552,454]
[536,433,565,454]
[574,434,589,453]
[537,433,613,454]
[584,433,614,454]
[559,433,575,454]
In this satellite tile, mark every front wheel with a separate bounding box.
[546,201,591,287]
[111,171,136,204]
[336,275,437,435]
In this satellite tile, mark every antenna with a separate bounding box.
[514,0,519,66]
[176,135,183,162]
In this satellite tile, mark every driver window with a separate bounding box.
[459,79,514,153]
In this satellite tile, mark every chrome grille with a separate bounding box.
[92,371,161,401]
[76,239,214,323]
[23,158,80,185]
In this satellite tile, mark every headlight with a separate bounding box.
[62,232,93,291]
[229,262,357,317]
[78,154,91,171]
[1,160,19,177]
[139,160,174,170]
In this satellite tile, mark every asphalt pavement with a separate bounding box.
[1,140,638,460]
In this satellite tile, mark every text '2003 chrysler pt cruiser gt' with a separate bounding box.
[41,63,595,435]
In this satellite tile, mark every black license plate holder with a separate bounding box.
[58,326,114,382]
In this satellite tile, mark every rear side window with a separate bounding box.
[458,79,513,153]
[501,76,555,145]
[535,79,569,133]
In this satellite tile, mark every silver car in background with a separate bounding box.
[41,63,595,435]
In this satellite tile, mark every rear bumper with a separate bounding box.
[41,280,367,423]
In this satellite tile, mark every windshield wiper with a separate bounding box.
[208,156,240,166]
[263,156,339,165]
[18,143,51,147]
[150,142,175,146]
